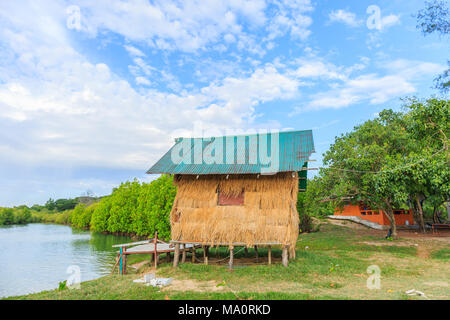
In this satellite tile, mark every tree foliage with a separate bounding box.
[305,98,449,236]
[89,175,176,239]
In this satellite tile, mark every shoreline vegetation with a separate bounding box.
[0,175,176,241]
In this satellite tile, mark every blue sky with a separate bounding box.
[0,0,448,207]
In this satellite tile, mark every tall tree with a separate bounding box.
[322,111,410,238]
[402,98,449,230]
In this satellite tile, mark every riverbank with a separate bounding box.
[6,223,450,300]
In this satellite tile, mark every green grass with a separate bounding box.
[6,275,347,300]
[431,248,450,260]
[6,223,450,300]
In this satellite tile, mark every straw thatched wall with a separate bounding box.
[170,172,299,256]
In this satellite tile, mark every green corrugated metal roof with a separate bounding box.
[146,130,314,175]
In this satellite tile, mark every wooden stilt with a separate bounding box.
[119,247,123,275]
[191,247,195,263]
[153,232,158,269]
[173,243,180,267]
[282,246,288,267]
[244,247,248,256]
[204,246,209,265]
[254,245,258,261]
[123,247,127,274]
[268,246,272,266]
[229,246,234,270]
[181,245,186,263]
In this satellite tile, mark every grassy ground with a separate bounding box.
[7,222,450,300]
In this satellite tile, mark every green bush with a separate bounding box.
[70,203,87,227]
[71,203,98,229]
[13,208,32,224]
[106,180,142,233]
[90,175,176,239]
[0,208,15,225]
[54,210,73,225]
[132,174,176,239]
[90,197,112,232]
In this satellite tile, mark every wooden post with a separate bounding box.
[123,247,127,274]
[204,246,209,265]
[282,246,288,267]
[244,246,248,256]
[229,246,234,270]
[268,246,272,266]
[181,245,186,263]
[153,232,158,269]
[173,243,180,267]
[191,247,195,263]
[119,247,123,275]
[254,245,258,261]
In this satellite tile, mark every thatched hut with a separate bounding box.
[147,130,315,267]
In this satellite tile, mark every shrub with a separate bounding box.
[132,174,176,239]
[72,203,97,229]
[90,197,112,232]
[13,208,32,224]
[0,208,15,225]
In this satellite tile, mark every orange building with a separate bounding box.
[334,203,414,226]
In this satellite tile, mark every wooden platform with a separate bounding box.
[117,242,196,254]
[112,233,291,275]
[112,233,202,275]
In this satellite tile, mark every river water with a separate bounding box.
[0,223,131,298]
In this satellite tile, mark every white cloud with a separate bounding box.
[380,14,400,30]
[328,9,362,27]
[70,0,272,52]
[265,0,314,41]
[288,55,369,82]
[290,59,444,114]
[124,45,146,57]
[135,76,151,86]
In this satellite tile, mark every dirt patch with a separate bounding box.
[416,244,432,259]
[361,239,437,259]
[162,279,228,293]
[361,241,415,247]
[129,261,148,271]
[424,281,449,288]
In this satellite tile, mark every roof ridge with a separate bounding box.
[174,129,312,141]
